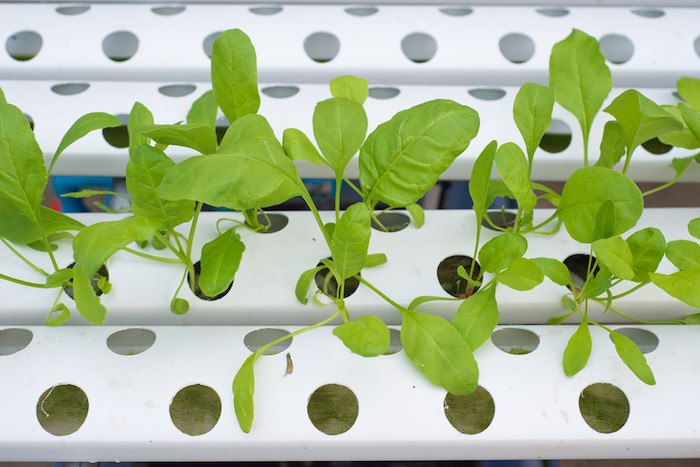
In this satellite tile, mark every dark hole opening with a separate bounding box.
[187,261,233,301]
[563,254,599,291]
[246,213,289,234]
[641,137,672,155]
[314,259,360,298]
[481,210,517,231]
[63,262,109,300]
[437,255,481,298]
[371,211,410,232]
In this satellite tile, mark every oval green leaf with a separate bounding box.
[333,315,390,357]
[199,229,246,297]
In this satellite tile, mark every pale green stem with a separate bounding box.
[0,237,49,276]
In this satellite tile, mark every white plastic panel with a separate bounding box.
[0,324,698,461]
[0,209,696,326]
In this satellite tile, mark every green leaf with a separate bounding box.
[658,105,700,149]
[127,102,154,157]
[171,298,190,315]
[158,114,305,210]
[50,112,121,174]
[46,268,74,288]
[683,313,700,324]
[689,218,700,239]
[494,143,537,213]
[626,227,666,282]
[513,83,555,160]
[671,155,697,181]
[679,103,700,143]
[365,253,387,267]
[406,204,424,228]
[211,29,260,123]
[72,264,107,324]
[562,295,578,311]
[592,236,635,280]
[44,303,70,326]
[283,128,326,165]
[580,272,613,300]
[677,77,700,110]
[452,286,498,350]
[295,266,324,304]
[73,216,156,278]
[666,240,700,271]
[61,189,124,199]
[199,229,246,297]
[401,311,478,395]
[127,145,194,230]
[596,121,626,169]
[498,258,544,290]
[40,206,84,235]
[333,315,390,357]
[233,354,258,433]
[610,331,655,385]
[591,199,616,241]
[0,86,5,104]
[559,167,643,244]
[478,233,527,273]
[313,97,367,178]
[531,257,571,286]
[563,319,591,376]
[547,311,573,325]
[330,75,369,105]
[143,123,218,155]
[186,90,218,128]
[331,203,371,279]
[604,89,682,157]
[360,99,479,207]
[650,269,700,307]
[549,29,611,146]
[469,141,498,220]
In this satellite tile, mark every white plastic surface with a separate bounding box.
[0,324,698,461]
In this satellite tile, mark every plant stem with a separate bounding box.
[356,276,405,312]
[342,178,363,197]
[256,308,342,355]
[123,247,183,265]
[583,130,589,168]
[334,176,342,224]
[469,222,482,280]
[301,191,332,247]
[642,175,683,197]
[0,237,49,276]
[607,281,648,300]
[522,211,560,234]
[0,272,49,288]
[592,300,684,325]
[152,231,188,263]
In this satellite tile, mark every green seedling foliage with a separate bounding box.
[313,97,367,178]
[406,204,425,228]
[45,303,70,326]
[689,218,700,240]
[494,143,537,214]
[596,121,626,169]
[211,29,260,123]
[666,240,700,271]
[559,167,643,244]
[158,114,305,210]
[531,257,571,286]
[171,298,189,315]
[0,86,5,104]
[199,229,245,297]
[331,202,371,279]
[143,123,218,155]
[679,103,700,143]
[401,310,478,395]
[51,112,122,173]
[677,77,700,110]
[360,99,479,207]
[46,268,74,288]
[233,354,257,433]
[295,266,325,304]
[658,106,700,149]
[283,128,326,165]
[128,102,155,156]
[610,331,655,385]
[563,319,591,376]
[684,313,700,324]
[650,269,700,308]
[72,263,107,324]
[186,90,218,128]
[333,315,390,356]
[499,258,544,291]
[626,228,666,282]
[469,141,498,221]
[592,236,635,280]
[513,83,555,161]
[330,75,369,105]
[452,286,498,350]
[41,207,84,235]
[478,233,527,273]
[365,253,387,268]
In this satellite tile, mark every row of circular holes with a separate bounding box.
[2,325,651,436]
[9,29,695,66]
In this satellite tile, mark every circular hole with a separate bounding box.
[244,328,291,355]
[63,262,109,300]
[261,85,300,99]
[499,33,535,64]
[611,328,659,354]
[158,84,196,97]
[246,213,289,233]
[371,211,410,232]
[102,114,129,149]
[304,32,340,63]
[107,328,156,356]
[6,31,42,61]
[249,5,283,15]
[631,8,664,18]
[401,32,437,64]
[203,31,222,59]
[599,34,634,65]
[51,82,90,96]
[385,328,403,355]
[539,118,572,153]
[694,37,700,59]
[24,113,35,131]
[170,384,221,436]
[482,210,517,231]
[468,88,506,101]
[368,86,400,100]
[439,6,473,16]
[0,328,33,356]
[215,116,229,144]
[437,255,481,298]
[36,384,89,436]
[641,137,672,155]
[444,386,495,434]
[102,31,139,62]
[536,7,569,17]
[344,6,378,16]
[491,328,540,355]
[579,382,629,434]
[314,259,360,298]
[307,384,358,435]
[55,4,90,15]
[563,254,599,291]
[187,261,233,301]
[151,5,185,15]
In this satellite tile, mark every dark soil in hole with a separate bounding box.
[563,254,600,291]
[371,212,410,232]
[539,132,572,153]
[481,210,517,230]
[102,125,129,148]
[437,255,481,298]
[63,262,109,299]
[641,137,672,155]
[187,261,233,301]
[246,213,289,233]
[314,259,360,298]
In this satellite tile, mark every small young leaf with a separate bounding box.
[72,264,107,324]
[579,272,613,300]
[531,257,571,286]
[365,253,387,268]
[295,266,324,304]
[51,112,122,173]
[408,295,459,310]
[658,105,700,149]
[283,128,326,165]
[478,233,527,273]
[683,313,700,324]
[679,103,700,144]
[330,75,369,105]
[0,86,5,104]
[498,258,544,290]
[401,310,478,395]
[610,331,655,385]
[666,240,700,271]
[513,83,555,160]
[331,203,371,279]
[333,315,390,357]
[233,354,258,433]
[46,268,74,288]
[591,199,616,241]
[494,143,537,213]
[469,141,498,220]
[127,102,154,156]
[689,218,700,239]
[678,77,700,110]
[199,229,246,297]
[452,286,498,350]
[313,97,367,178]
[171,298,190,315]
[592,236,635,280]
[143,123,218,155]
[61,189,125,200]
[97,276,112,294]
[186,90,218,128]
[596,121,626,168]
[561,295,577,311]
[44,303,70,326]
[547,311,573,325]
[650,269,700,307]
[563,319,591,377]
[626,227,666,282]
[406,204,425,228]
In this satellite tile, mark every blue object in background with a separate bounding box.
[52,176,114,213]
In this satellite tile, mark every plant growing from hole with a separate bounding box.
[0,86,123,324]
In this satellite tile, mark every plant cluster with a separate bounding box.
[0,28,699,433]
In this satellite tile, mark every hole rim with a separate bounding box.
[63,262,109,300]
[538,118,572,154]
[401,32,438,64]
[249,5,283,15]
[304,31,341,64]
[51,82,90,96]
[437,255,481,298]
[151,5,186,15]
[368,86,400,100]
[314,259,361,299]
[535,7,569,17]
[599,33,635,65]
[610,327,659,354]
[158,84,197,98]
[106,328,157,356]
[36,384,89,436]
[55,4,90,15]
[243,328,292,355]
[6,30,43,62]
[491,327,540,355]
[468,88,506,101]
[102,30,139,63]
[499,32,535,64]
[344,5,378,16]
[579,382,630,434]
[482,210,517,231]
[439,6,473,17]
[371,211,410,232]
[307,383,359,436]
[169,384,222,436]
[444,386,495,434]
[187,261,234,301]
[631,8,664,18]
[261,85,300,99]
[0,328,33,356]
[246,213,289,234]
